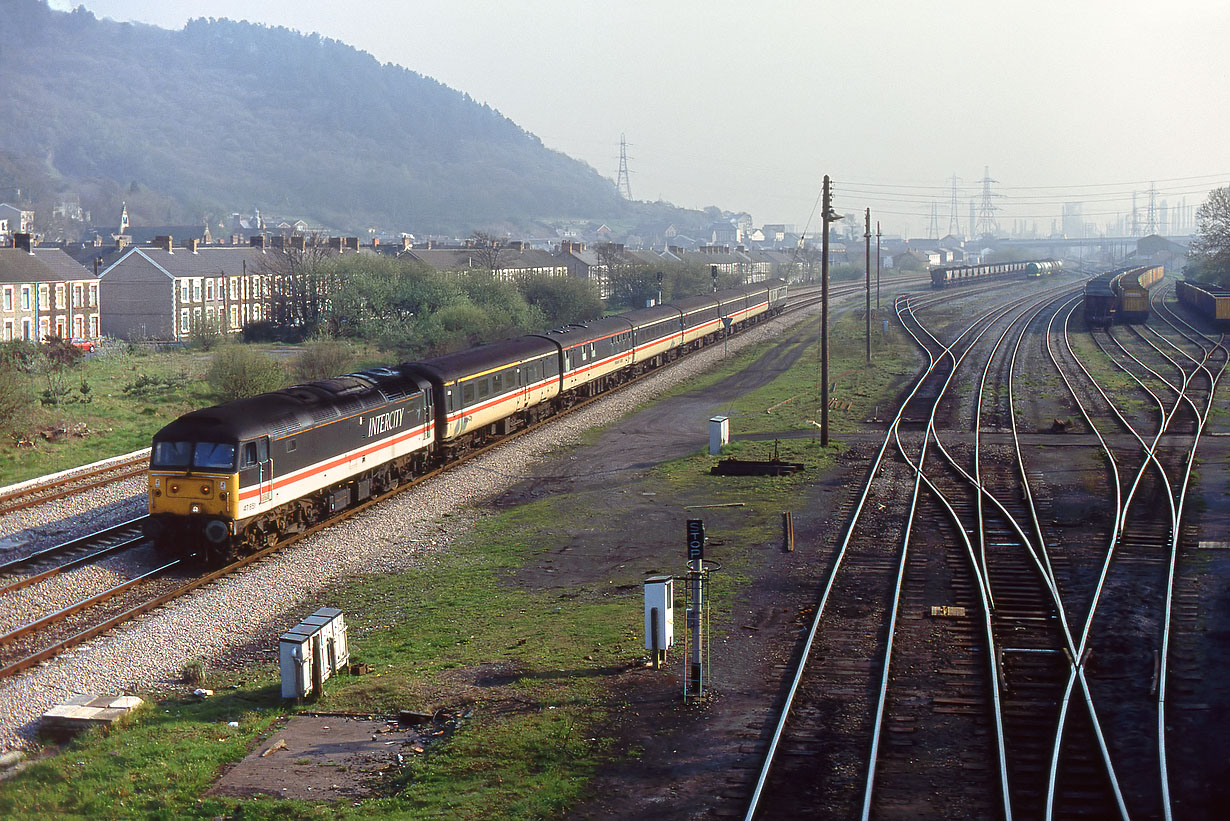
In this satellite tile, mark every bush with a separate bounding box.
[0,368,32,437]
[292,339,357,382]
[206,346,287,402]
[0,340,45,373]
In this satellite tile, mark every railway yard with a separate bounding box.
[1,268,1229,819]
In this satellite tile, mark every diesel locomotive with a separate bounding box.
[145,279,788,562]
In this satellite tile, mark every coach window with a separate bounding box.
[286,439,298,453]
[241,442,258,468]
[462,384,475,405]
[492,372,504,394]
[477,378,490,400]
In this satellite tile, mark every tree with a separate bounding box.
[1189,187,1230,285]
[468,231,504,273]
[516,273,602,326]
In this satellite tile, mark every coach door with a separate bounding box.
[258,436,273,503]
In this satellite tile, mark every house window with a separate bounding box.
[55,284,65,309]
[229,278,238,300]
[193,280,201,301]
[21,287,30,311]
[3,320,11,340]
[252,303,261,321]
[180,281,189,303]
[90,316,98,336]
[88,284,97,307]
[21,320,31,340]
[206,280,214,301]
[230,305,238,329]
[2,287,10,312]
[180,309,189,333]
[38,317,49,339]
[38,285,49,310]
[73,315,82,337]
[73,285,81,307]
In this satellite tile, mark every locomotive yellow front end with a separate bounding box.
[145,436,241,562]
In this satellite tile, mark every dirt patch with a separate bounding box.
[209,714,443,801]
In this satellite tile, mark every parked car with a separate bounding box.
[70,338,96,352]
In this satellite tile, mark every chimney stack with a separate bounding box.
[401,236,412,251]
[153,235,174,252]
[290,235,306,251]
[93,257,101,276]
[14,233,33,254]
[328,236,343,252]
[250,235,267,250]
[345,237,359,251]
[271,235,286,250]
[116,235,130,251]
[186,238,200,253]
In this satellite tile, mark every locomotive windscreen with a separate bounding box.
[151,440,236,471]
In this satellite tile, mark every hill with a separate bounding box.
[0,0,651,236]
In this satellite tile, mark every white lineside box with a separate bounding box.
[644,576,675,653]
[279,607,350,699]
[709,415,730,455]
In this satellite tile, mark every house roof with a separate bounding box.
[99,246,277,280]
[0,248,95,284]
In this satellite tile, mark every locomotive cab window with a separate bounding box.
[241,442,258,468]
[193,442,236,471]
[152,441,192,469]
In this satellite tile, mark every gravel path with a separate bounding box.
[0,306,819,752]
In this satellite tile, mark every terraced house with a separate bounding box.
[97,236,287,341]
[0,233,100,342]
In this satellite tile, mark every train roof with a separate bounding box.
[1180,279,1230,296]
[530,315,635,350]
[153,370,429,443]
[1085,272,1119,296]
[402,335,558,384]
[666,293,720,313]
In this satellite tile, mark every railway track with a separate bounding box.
[0,452,148,515]
[743,268,1229,819]
[0,282,871,684]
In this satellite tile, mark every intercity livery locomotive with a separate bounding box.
[145,279,788,562]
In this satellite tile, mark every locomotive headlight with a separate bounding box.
[190,504,201,514]
[170,483,180,493]
[200,484,210,494]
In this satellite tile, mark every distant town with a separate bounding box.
[0,200,1190,345]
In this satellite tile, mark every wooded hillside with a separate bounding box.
[0,0,641,235]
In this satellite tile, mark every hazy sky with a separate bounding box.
[48,0,1230,237]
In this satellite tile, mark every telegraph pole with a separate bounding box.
[875,221,881,317]
[820,175,842,448]
[864,208,871,364]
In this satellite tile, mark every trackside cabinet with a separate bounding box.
[644,576,675,666]
[279,607,350,699]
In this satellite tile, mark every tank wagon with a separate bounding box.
[146,279,789,563]
[1175,279,1230,327]
[1083,265,1164,325]
[930,258,1062,288]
